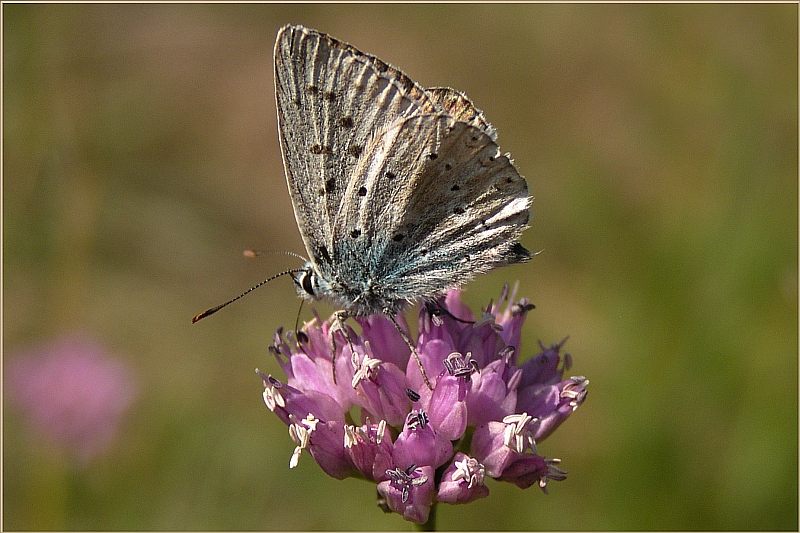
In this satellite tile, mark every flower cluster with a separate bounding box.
[257,286,588,524]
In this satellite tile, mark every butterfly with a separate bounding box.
[274,24,531,316]
[194,25,531,385]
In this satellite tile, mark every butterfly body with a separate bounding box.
[276,25,532,317]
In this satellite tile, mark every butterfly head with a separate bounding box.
[291,262,325,302]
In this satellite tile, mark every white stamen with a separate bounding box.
[502,422,517,450]
[344,425,357,448]
[502,412,535,453]
[562,377,589,410]
[344,419,387,448]
[453,456,485,489]
[376,419,386,444]
[351,353,382,389]
[301,413,319,432]
[289,447,302,468]
[262,382,285,411]
[411,474,428,486]
[287,414,318,468]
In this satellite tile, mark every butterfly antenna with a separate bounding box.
[425,301,475,324]
[243,249,308,262]
[192,268,305,323]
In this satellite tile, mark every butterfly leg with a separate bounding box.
[292,299,311,357]
[330,309,358,385]
[386,313,433,391]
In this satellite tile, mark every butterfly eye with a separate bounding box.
[301,271,316,296]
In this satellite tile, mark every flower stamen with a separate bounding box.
[405,388,421,402]
[287,414,319,468]
[452,455,486,489]
[502,412,537,453]
[386,464,429,503]
[562,376,589,410]
[406,409,429,431]
[539,458,568,493]
[376,419,386,444]
[344,419,387,448]
[443,352,479,381]
[351,350,382,389]
[260,373,285,411]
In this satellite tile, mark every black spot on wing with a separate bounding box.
[311,144,332,155]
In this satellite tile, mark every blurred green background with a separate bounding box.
[4,3,797,530]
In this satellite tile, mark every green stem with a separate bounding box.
[414,502,437,531]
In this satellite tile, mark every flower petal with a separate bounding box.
[426,375,468,441]
[393,414,453,470]
[357,314,410,369]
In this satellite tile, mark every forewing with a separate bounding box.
[274,24,440,268]
[334,113,530,301]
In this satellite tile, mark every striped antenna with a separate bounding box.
[192,269,305,323]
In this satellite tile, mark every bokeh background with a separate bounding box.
[4,3,797,530]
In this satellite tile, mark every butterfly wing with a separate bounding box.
[274,25,440,270]
[333,113,531,306]
[426,87,497,140]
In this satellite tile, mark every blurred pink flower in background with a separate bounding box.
[6,335,138,464]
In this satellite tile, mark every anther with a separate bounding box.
[287,414,319,468]
[406,409,429,431]
[385,465,428,503]
[502,412,536,453]
[351,351,382,389]
[452,455,486,489]
[442,352,479,381]
[260,374,286,411]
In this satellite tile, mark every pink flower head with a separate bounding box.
[256,285,588,524]
[7,335,137,464]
